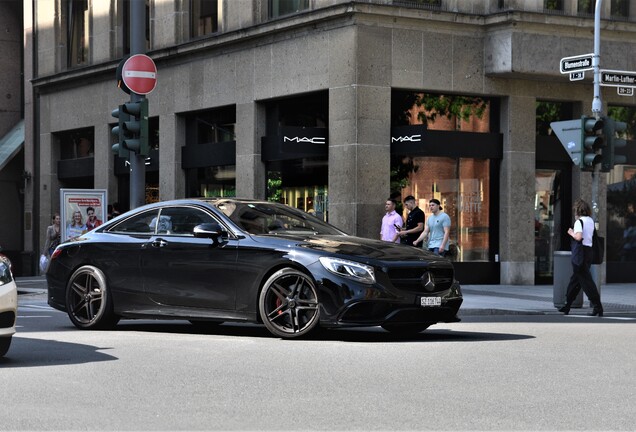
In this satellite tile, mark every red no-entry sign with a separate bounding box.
[121,54,157,95]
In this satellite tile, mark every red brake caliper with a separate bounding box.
[275,298,283,315]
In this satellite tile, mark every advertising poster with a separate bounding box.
[60,189,108,242]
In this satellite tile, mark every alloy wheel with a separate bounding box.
[66,265,119,329]
[259,268,320,338]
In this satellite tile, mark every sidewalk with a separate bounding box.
[16,276,636,316]
[460,283,636,315]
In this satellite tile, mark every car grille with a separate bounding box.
[386,266,454,294]
[0,311,16,329]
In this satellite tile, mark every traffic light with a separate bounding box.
[601,116,628,172]
[110,99,149,158]
[580,116,604,171]
[111,105,130,159]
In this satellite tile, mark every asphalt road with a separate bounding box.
[2,292,635,431]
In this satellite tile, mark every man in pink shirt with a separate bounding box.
[380,198,403,243]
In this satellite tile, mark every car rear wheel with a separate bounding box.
[259,268,320,339]
[66,265,120,330]
[0,336,11,357]
[381,323,431,335]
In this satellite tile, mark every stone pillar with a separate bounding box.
[236,102,266,200]
[93,123,112,192]
[327,24,391,239]
[158,113,185,200]
[328,85,391,238]
[38,128,61,258]
[499,95,537,285]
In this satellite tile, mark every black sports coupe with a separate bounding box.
[47,198,462,338]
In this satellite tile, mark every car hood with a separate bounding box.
[251,234,449,265]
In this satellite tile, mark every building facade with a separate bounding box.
[17,0,636,284]
[0,0,24,272]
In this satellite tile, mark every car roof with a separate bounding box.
[131,197,277,211]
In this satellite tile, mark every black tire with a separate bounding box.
[0,336,11,357]
[65,265,120,330]
[381,323,431,335]
[259,268,320,339]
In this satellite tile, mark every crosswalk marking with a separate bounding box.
[565,315,636,321]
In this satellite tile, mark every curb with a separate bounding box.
[459,308,548,316]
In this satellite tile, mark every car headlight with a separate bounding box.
[318,257,375,284]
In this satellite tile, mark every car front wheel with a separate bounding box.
[259,268,320,339]
[65,265,119,330]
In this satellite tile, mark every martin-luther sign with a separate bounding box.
[600,69,636,88]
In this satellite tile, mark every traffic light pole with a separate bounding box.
[591,0,603,291]
[591,0,604,227]
[129,0,146,210]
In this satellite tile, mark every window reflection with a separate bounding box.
[398,157,490,262]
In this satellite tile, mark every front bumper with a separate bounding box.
[308,261,463,328]
[0,281,18,338]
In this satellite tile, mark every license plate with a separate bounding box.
[420,296,441,307]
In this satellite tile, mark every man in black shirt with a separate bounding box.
[397,195,424,246]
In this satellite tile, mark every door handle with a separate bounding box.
[151,239,168,248]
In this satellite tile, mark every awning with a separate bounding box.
[0,119,24,172]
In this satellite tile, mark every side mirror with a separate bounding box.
[193,223,229,245]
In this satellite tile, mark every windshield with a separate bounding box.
[215,201,345,236]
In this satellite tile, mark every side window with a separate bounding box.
[157,207,217,236]
[108,210,158,234]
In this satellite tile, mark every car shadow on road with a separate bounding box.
[0,337,117,368]
[114,320,534,343]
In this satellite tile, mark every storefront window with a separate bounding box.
[58,127,94,160]
[264,93,328,220]
[267,165,328,221]
[188,165,236,198]
[607,168,636,262]
[399,93,490,132]
[606,106,636,267]
[391,91,498,266]
[397,157,490,262]
[183,108,236,198]
[534,170,565,279]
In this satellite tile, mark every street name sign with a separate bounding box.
[551,119,582,165]
[599,69,636,88]
[122,54,157,95]
[618,87,634,96]
[560,53,594,74]
[570,71,585,81]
